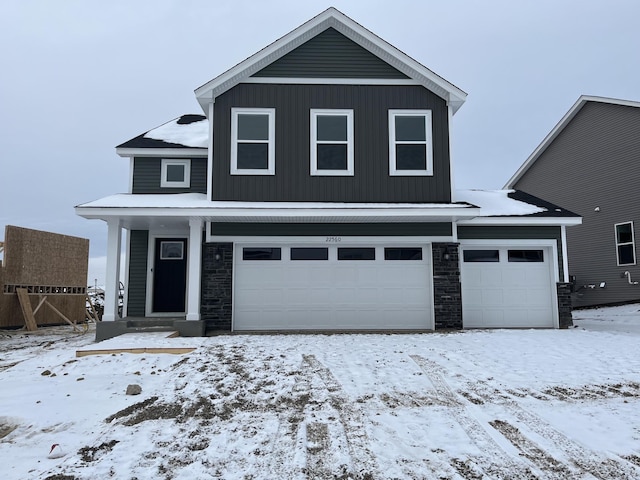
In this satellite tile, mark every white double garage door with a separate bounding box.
[232,241,559,330]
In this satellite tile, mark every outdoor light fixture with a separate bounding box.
[214,248,223,263]
[443,245,457,261]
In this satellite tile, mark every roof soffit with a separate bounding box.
[195,8,466,113]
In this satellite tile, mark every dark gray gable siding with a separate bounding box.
[132,157,208,194]
[210,222,452,237]
[127,230,149,316]
[252,27,409,79]
[512,102,640,307]
[212,83,451,203]
[458,225,564,279]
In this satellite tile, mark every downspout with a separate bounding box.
[207,99,215,201]
[447,104,456,202]
[561,225,569,282]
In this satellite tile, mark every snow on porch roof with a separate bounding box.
[75,190,580,226]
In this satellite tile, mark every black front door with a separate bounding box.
[152,238,187,313]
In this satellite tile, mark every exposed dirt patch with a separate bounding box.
[78,439,119,462]
[0,422,18,439]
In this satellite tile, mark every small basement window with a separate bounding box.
[508,250,544,262]
[161,159,190,188]
[463,250,499,262]
[338,248,375,261]
[384,247,423,260]
[291,247,329,260]
[242,247,281,260]
[615,222,636,266]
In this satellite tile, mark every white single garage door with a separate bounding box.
[461,246,557,328]
[234,244,432,330]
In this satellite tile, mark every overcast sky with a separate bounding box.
[1,0,639,283]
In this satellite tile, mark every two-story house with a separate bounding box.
[506,96,640,307]
[76,8,580,341]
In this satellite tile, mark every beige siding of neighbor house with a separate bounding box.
[512,101,640,306]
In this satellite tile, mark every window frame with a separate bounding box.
[615,221,636,266]
[388,109,433,176]
[160,159,191,188]
[310,109,354,176]
[231,107,276,176]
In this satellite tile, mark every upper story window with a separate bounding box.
[161,159,190,188]
[615,221,636,266]
[310,109,354,176]
[231,108,275,175]
[389,110,433,176]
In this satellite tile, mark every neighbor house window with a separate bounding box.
[310,109,354,176]
[615,222,636,266]
[389,110,433,176]
[231,108,275,175]
[161,159,190,188]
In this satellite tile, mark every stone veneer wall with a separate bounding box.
[432,243,462,330]
[556,282,573,328]
[201,243,233,331]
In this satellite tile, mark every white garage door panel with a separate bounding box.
[461,246,556,328]
[234,244,432,330]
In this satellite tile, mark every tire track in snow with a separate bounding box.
[410,355,540,479]
[470,384,640,480]
[302,354,380,478]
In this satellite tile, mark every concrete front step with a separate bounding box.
[95,318,205,341]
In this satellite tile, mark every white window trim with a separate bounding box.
[389,109,433,176]
[161,158,191,188]
[615,221,636,266]
[310,109,354,176]
[231,107,275,175]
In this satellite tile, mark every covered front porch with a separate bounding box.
[76,193,479,340]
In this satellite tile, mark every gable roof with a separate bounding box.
[116,114,208,156]
[504,95,640,188]
[194,7,467,114]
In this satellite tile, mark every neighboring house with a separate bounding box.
[76,8,580,341]
[506,95,640,308]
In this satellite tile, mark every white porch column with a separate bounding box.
[186,217,203,321]
[103,218,122,321]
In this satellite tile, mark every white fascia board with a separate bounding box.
[194,7,466,113]
[457,216,582,227]
[504,95,640,189]
[116,148,208,158]
[76,205,481,221]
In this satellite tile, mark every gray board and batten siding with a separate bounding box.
[210,222,453,237]
[252,27,410,79]
[132,157,208,194]
[211,83,451,203]
[457,225,565,280]
[511,101,640,306]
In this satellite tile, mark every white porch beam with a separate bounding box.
[186,218,203,321]
[103,219,122,321]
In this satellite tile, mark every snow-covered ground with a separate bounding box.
[2,305,640,480]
